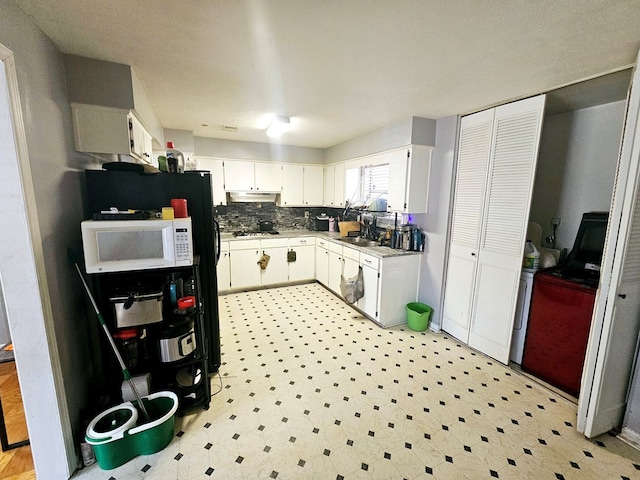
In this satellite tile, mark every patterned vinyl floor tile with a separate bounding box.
[72,283,640,480]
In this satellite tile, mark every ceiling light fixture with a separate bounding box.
[266,115,291,138]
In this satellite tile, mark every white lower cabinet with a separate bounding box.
[288,237,315,282]
[358,253,380,321]
[375,255,421,327]
[315,238,329,286]
[217,242,231,292]
[342,246,360,280]
[229,240,261,289]
[224,235,421,329]
[260,238,289,286]
[327,242,344,295]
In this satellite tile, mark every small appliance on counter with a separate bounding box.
[315,214,330,231]
[81,217,194,273]
[156,318,196,363]
[109,276,164,328]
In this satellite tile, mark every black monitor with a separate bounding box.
[565,212,609,271]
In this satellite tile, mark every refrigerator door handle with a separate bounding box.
[214,218,221,265]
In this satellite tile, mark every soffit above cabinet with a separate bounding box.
[63,54,163,147]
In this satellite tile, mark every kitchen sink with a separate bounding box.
[335,237,380,247]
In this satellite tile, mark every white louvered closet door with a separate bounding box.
[579,48,640,438]
[468,95,546,364]
[441,109,494,342]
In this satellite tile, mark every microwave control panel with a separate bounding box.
[173,218,193,264]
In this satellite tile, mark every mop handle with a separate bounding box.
[68,249,151,422]
[98,320,151,422]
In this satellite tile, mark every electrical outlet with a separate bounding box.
[552,217,561,226]
[304,211,309,219]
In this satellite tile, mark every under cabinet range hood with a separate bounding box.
[227,191,279,203]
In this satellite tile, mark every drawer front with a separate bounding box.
[219,241,230,253]
[290,236,314,247]
[316,237,329,248]
[260,237,289,248]
[329,241,343,254]
[343,246,360,262]
[229,239,261,250]
[360,252,380,270]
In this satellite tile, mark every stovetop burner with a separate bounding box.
[233,230,280,237]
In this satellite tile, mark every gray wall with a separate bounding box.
[414,116,458,330]
[64,54,165,147]
[529,101,626,252]
[195,136,324,164]
[63,54,134,109]
[0,1,101,475]
[324,116,437,163]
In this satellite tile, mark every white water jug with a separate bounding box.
[523,240,540,269]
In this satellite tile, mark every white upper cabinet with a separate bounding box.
[281,164,324,206]
[281,164,304,206]
[324,165,335,206]
[196,157,227,206]
[223,160,254,191]
[334,163,345,207]
[343,146,431,214]
[71,103,154,162]
[128,114,153,163]
[386,146,432,214]
[254,162,283,192]
[223,160,282,192]
[324,163,346,207]
[303,165,324,206]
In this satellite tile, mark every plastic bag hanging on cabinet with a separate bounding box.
[340,266,364,304]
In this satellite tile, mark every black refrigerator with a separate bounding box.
[85,169,221,373]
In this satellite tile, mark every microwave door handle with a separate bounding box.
[214,218,221,265]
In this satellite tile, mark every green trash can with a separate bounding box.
[406,302,432,331]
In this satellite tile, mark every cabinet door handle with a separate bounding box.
[471,253,476,257]
[619,293,627,299]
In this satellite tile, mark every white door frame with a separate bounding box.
[0,44,75,477]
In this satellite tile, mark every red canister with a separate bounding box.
[171,198,188,218]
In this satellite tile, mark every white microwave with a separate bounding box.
[81,218,193,273]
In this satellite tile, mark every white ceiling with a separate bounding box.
[15,0,640,148]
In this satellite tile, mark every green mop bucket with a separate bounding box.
[86,391,178,470]
[406,302,432,332]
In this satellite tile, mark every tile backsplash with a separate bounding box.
[214,202,344,232]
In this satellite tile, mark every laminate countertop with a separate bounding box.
[219,230,422,259]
